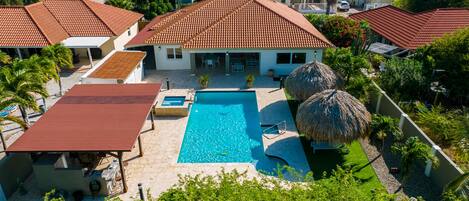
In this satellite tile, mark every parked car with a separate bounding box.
[337,1,350,12]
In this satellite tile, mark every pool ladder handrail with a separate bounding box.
[262,120,287,139]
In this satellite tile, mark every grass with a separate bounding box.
[285,91,383,195]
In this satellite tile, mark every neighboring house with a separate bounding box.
[126,0,332,76]
[0,0,142,66]
[350,6,469,51]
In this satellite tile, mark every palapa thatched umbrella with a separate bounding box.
[296,89,371,143]
[285,61,343,101]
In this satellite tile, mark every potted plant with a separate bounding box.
[198,74,209,89]
[245,74,255,88]
[267,69,275,77]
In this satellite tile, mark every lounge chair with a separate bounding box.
[310,141,344,154]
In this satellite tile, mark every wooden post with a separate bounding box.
[0,131,8,156]
[138,135,143,157]
[150,109,155,130]
[118,152,128,193]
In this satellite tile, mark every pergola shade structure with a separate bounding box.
[296,89,371,143]
[7,84,161,192]
[285,61,343,101]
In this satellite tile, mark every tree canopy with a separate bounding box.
[393,0,469,12]
[0,0,37,5]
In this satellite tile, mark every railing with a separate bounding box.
[262,121,287,139]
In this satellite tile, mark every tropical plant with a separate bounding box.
[415,102,464,147]
[378,58,425,102]
[0,58,49,127]
[134,0,174,20]
[245,74,255,88]
[345,74,376,103]
[442,173,469,201]
[198,74,209,89]
[105,0,134,10]
[371,114,402,152]
[0,114,26,153]
[323,48,371,85]
[391,136,438,183]
[157,168,394,201]
[43,189,65,201]
[41,44,73,96]
[414,27,469,105]
[0,50,11,65]
[369,54,385,69]
[393,0,469,12]
[0,0,37,5]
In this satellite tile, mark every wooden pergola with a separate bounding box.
[6,84,161,193]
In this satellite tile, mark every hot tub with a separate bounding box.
[155,95,190,117]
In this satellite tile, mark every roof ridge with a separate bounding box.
[35,1,74,36]
[24,3,54,45]
[181,0,254,47]
[81,0,117,35]
[253,0,332,46]
[409,9,438,46]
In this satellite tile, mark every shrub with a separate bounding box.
[324,48,371,85]
[157,169,394,201]
[345,75,376,104]
[198,74,209,89]
[415,103,465,147]
[369,54,385,69]
[105,0,134,10]
[305,15,364,48]
[378,58,425,102]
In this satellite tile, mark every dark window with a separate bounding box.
[292,53,306,64]
[175,48,183,59]
[127,29,131,36]
[167,48,174,59]
[276,53,291,64]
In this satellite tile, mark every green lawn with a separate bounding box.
[285,91,383,195]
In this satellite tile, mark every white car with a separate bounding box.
[337,1,350,12]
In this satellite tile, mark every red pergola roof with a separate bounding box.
[7,84,161,153]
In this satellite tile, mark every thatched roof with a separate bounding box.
[296,89,371,143]
[285,61,343,101]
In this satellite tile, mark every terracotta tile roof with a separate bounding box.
[127,0,332,49]
[350,5,469,49]
[89,51,145,80]
[0,0,142,47]
[7,84,161,152]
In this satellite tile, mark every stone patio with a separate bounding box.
[8,70,309,200]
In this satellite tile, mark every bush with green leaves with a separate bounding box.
[371,114,402,151]
[156,169,394,201]
[323,48,371,85]
[134,0,174,20]
[393,0,469,12]
[414,102,465,147]
[392,136,438,183]
[414,27,469,105]
[43,189,65,201]
[105,0,135,10]
[377,58,425,102]
[345,74,376,104]
[369,54,385,69]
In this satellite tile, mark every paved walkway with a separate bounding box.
[8,70,309,200]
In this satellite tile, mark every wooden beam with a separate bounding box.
[150,108,155,130]
[107,152,119,158]
[0,131,8,156]
[138,135,143,157]
[118,152,128,193]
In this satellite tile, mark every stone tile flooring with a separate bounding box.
[8,70,309,200]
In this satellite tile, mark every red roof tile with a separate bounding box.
[0,0,143,47]
[89,51,145,80]
[350,6,469,49]
[127,0,332,49]
[7,84,161,152]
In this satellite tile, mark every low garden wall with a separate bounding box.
[369,82,465,190]
[0,153,32,198]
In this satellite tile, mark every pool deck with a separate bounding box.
[8,70,309,200]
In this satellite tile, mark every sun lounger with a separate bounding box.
[310,141,343,154]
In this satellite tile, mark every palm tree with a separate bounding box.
[326,0,335,15]
[41,44,73,96]
[0,59,49,127]
[444,173,468,200]
[391,137,439,187]
[0,115,26,155]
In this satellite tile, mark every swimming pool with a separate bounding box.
[161,96,185,106]
[178,91,286,174]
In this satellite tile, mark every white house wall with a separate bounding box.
[113,23,139,51]
[124,62,144,83]
[154,45,191,70]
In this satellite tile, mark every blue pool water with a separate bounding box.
[162,96,185,106]
[178,91,286,174]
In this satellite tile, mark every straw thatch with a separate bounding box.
[296,89,371,143]
[285,61,343,101]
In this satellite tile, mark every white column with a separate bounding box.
[425,145,441,177]
[375,90,385,114]
[398,113,408,131]
[16,48,22,59]
[87,48,94,67]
